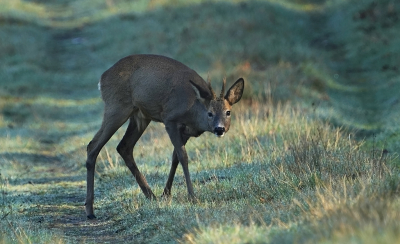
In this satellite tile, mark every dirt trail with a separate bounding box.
[1,151,135,243]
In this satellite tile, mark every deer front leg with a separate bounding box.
[162,132,190,197]
[165,123,195,198]
[162,150,179,197]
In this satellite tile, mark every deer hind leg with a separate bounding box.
[85,105,133,219]
[116,115,156,199]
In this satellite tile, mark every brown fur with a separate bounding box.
[85,54,244,219]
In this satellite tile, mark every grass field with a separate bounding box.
[1,0,399,243]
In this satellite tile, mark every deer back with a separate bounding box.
[99,54,214,134]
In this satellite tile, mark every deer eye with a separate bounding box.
[226,111,231,116]
[208,112,213,118]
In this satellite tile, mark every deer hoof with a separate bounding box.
[87,214,97,220]
[189,195,199,204]
[161,193,170,199]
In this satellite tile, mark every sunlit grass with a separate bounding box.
[1,99,399,243]
[0,0,335,28]
[0,97,101,107]
[79,101,398,243]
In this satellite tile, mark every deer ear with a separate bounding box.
[225,78,244,105]
[189,80,213,100]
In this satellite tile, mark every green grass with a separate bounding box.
[1,0,399,243]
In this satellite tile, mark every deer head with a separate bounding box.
[191,77,244,137]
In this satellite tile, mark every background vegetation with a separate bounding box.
[0,0,399,243]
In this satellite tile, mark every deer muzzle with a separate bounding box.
[214,127,225,137]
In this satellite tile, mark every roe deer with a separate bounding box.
[85,54,244,219]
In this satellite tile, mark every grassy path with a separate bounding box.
[2,150,138,243]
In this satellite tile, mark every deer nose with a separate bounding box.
[214,127,225,136]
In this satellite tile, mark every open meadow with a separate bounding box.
[1,0,399,243]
